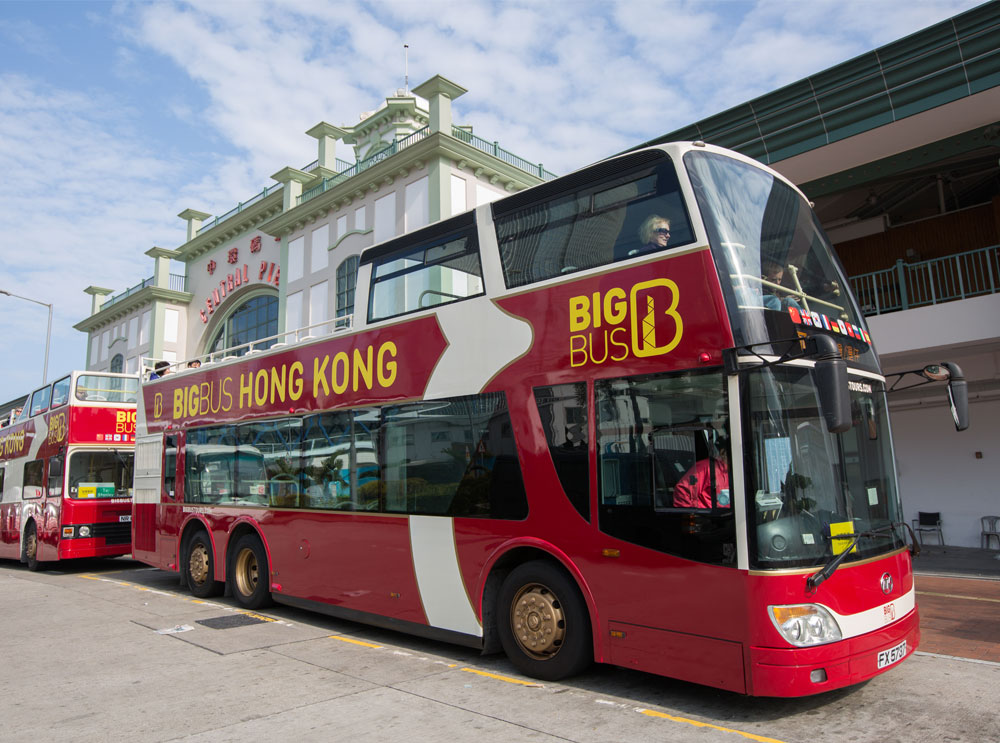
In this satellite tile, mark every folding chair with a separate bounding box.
[911,512,943,545]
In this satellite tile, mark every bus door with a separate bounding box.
[36,453,65,561]
[0,463,17,556]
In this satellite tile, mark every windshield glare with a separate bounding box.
[685,151,877,370]
[745,366,902,569]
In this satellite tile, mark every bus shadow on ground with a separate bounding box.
[85,560,864,723]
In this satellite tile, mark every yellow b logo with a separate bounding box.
[153,393,163,419]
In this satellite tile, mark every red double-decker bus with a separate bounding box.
[132,143,967,696]
[0,372,137,569]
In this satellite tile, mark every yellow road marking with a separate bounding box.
[460,668,542,687]
[917,591,1000,604]
[638,709,787,743]
[329,635,383,648]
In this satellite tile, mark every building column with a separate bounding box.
[145,246,182,289]
[412,76,467,223]
[84,285,113,316]
[412,75,467,135]
[272,166,316,212]
[178,209,212,243]
[306,122,351,172]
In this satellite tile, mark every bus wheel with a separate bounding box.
[184,532,222,598]
[498,561,592,681]
[230,534,273,610]
[23,523,42,572]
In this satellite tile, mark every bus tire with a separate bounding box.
[497,560,592,681]
[229,534,273,610]
[184,531,222,598]
[22,522,42,572]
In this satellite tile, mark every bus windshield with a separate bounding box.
[684,150,877,370]
[745,366,903,569]
[68,450,135,499]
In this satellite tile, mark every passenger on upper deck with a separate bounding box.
[761,261,801,312]
[150,361,171,380]
[636,215,671,255]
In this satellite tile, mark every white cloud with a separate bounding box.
[0,0,981,401]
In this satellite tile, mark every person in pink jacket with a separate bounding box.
[673,442,730,509]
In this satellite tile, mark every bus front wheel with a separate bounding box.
[184,531,222,598]
[497,561,592,681]
[229,534,273,610]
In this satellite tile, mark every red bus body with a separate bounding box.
[133,143,918,696]
[1,373,137,565]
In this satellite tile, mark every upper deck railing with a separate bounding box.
[849,245,1000,317]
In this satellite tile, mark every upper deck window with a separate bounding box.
[29,386,51,416]
[75,374,139,404]
[368,217,483,323]
[494,153,694,289]
[51,376,71,408]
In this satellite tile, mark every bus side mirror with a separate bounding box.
[923,363,969,431]
[812,335,851,434]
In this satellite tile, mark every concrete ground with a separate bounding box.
[1,549,998,743]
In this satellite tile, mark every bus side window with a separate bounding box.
[164,435,177,499]
[534,384,590,522]
[48,455,64,498]
[22,460,44,499]
[0,464,5,495]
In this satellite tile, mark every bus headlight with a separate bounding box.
[769,604,842,646]
[78,525,91,538]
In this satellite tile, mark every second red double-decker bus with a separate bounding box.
[0,371,138,569]
[132,142,966,696]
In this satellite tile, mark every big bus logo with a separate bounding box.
[153,393,163,419]
[47,412,67,445]
[568,278,683,367]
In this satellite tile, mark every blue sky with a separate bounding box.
[0,0,983,403]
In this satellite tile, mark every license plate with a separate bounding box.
[877,640,906,669]
[119,515,132,523]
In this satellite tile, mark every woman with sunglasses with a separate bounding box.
[637,214,671,254]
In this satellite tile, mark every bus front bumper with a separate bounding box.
[748,608,919,697]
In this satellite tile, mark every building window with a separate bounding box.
[336,256,359,327]
[110,354,124,373]
[209,294,279,357]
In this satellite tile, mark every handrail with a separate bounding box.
[849,244,1000,316]
[194,156,329,237]
[451,127,556,180]
[298,128,430,205]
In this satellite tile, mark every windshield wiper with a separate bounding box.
[806,522,918,591]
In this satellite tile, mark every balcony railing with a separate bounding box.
[194,157,344,237]
[850,245,1000,316]
[100,274,187,312]
[451,127,557,181]
[299,127,431,205]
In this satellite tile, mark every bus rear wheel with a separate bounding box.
[23,523,43,572]
[497,561,592,681]
[229,534,273,610]
[184,531,222,598]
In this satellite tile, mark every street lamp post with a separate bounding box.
[0,289,53,384]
